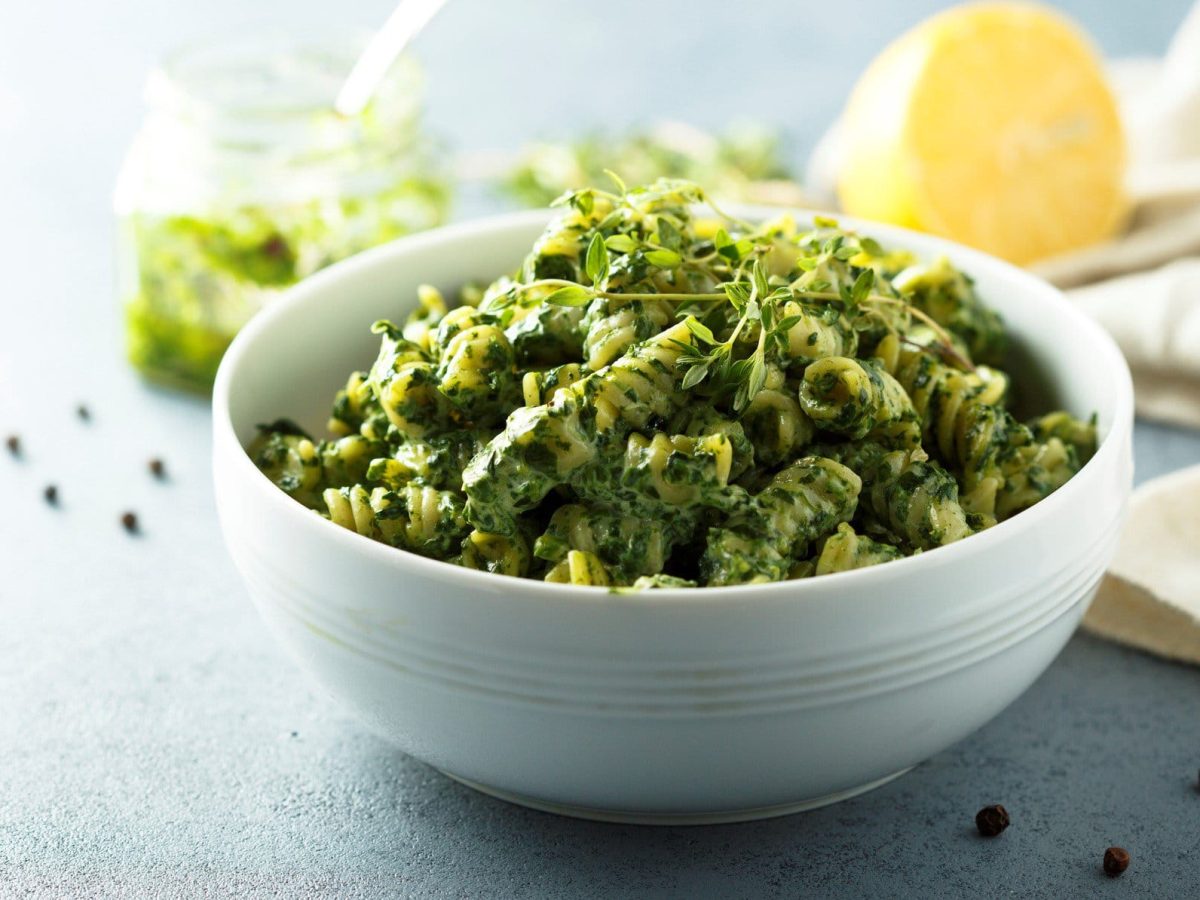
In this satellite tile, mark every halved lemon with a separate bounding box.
[837,2,1126,265]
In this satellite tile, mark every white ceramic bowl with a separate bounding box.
[213,209,1133,824]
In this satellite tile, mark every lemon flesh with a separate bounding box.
[837,2,1126,265]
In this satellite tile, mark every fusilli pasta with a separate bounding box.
[250,177,1096,587]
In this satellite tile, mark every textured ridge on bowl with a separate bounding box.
[233,514,1120,716]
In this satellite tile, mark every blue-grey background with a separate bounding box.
[2,1,1199,896]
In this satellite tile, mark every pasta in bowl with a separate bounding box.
[213,182,1132,822]
[247,179,1097,588]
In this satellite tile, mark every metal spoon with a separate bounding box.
[335,0,449,117]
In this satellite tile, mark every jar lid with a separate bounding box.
[117,28,431,212]
[145,28,423,157]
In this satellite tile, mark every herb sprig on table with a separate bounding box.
[499,122,803,209]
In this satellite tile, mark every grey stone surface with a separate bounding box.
[2,1,1199,896]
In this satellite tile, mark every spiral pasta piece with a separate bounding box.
[365,431,485,493]
[544,550,612,586]
[431,305,489,351]
[323,483,469,558]
[743,384,814,466]
[521,205,593,281]
[869,331,903,375]
[893,349,1085,521]
[893,349,1007,465]
[670,407,756,480]
[815,523,903,575]
[619,432,733,507]
[460,529,531,577]
[533,503,673,585]
[1030,410,1097,462]
[886,461,971,546]
[462,320,697,534]
[401,284,449,352]
[521,363,584,408]
[701,456,861,585]
[323,485,403,544]
[319,433,380,487]
[583,319,698,433]
[830,444,972,549]
[779,300,858,368]
[327,371,376,436]
[582,298,672,370]
[250,426,325,509]
[800,356,921,450]
[891,256,1006,365]
[435,322,516,419]
[993,435,1078,520]
[367,321,440,438]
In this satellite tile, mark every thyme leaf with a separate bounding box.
[519,176,976,414]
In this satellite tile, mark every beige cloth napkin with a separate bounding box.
[1083,465,1200,664]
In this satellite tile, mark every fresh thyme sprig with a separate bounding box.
[509,276,972,410]
[865,296,975,372]
[504,177,974,411]
[675,260,790,411]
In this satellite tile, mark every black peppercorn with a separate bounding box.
[5,434,19,456]
[76,404,91,422]
[43,484,58,505]
[975,804,1010,837]
[148,458,166,479]
[1103,847,1130,877]
[121,511,139,534]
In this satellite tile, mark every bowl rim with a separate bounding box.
[213,205,1134,605]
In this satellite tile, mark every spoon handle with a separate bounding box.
[335,0,449,117]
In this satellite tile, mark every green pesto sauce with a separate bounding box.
[248,177,1096,588]
[124,178,449,392]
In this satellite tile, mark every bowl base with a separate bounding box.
[439,766,915,826]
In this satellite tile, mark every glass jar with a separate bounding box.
[114,31,450,391]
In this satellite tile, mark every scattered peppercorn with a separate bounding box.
[975,804,1010,837]
[148,458,166,479]
[5,435,19,456]
[43,484,58,505]
[121,511,139,534]
[76,404,91,422]
[1103,846,1130,877]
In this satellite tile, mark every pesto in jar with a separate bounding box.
[116,35,449,391]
